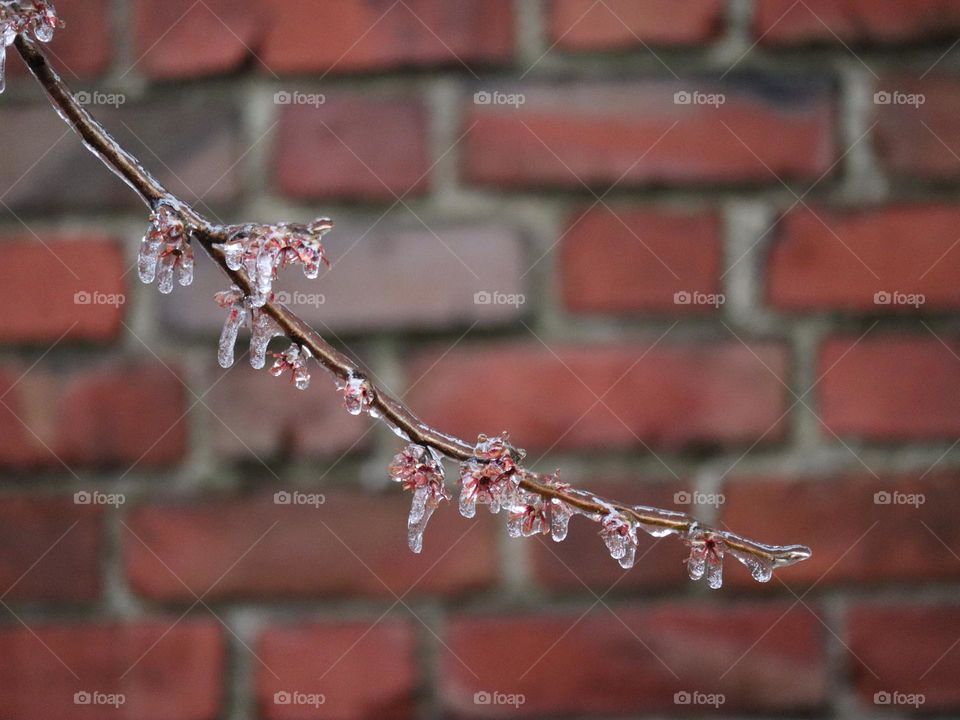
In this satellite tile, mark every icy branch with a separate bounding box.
[7,28,811,588]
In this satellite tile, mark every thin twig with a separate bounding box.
[12,34,811,573]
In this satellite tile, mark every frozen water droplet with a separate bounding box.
[218,306,245,368]
[458,487,477,519]
[138,233,161,283]
[0,44,6,95]
[178,243,194,286]
[249,310,281,369]
[156,256,175,294]
[728,546,773,583]
[600,512,636,567]
[550,499,573,542]
[388,443,448,553]
[343,376,373,415]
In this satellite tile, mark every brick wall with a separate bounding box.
[1,1,960,718]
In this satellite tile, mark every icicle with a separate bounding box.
[0,43,6,95]
[550,499,573,541]
[138,232,162,283]
[388,443,448,553]
[178,242,194,286]
[270,343,313,390]
[214,286,246,368]
[138,202,192,293]
[343,376,373,415]
[728,546,774,583]
[249,310,281,369]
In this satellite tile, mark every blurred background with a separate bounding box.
[1,0,960,718]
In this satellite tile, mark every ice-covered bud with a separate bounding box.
[685,526,725,589]
[216,218,332,307]
[600,511,638,569]
[507,491,548,538]
[458,433,523,518]
[342,375,373,415]
[389,444,448,553]
[30,0,60,42]
[139,202,192,293]
[270,343,313,390]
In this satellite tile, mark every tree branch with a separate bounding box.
[12,33,811,584]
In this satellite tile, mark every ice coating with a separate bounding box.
[215,218,332,308]
[270,342,313,390]
[685,526,726,589]
[458,433,522,518]
[389,443,449,553]
[600,511,638,569]
[138,202,193,293]
[507,491,548,538]
[0,1,63,93]
[342,376,373,416]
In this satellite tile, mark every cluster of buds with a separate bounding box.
[389,443,449,553]
[138,201,193,293]
[218,218,333,308]
[1,1,62,45]
[270,343,313,390]
[458,433,523,518]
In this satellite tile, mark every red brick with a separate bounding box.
[849,605,960,710]
[261,0,514,75]
[7,0,111,78]
[560,206,722,314]
[0,360,188,469]
[819,335,960,440]
[162,223,525,336]
[530,481,691,592]
[274,97,429,201]
[0,236,126,343]
[124,492,498,601]
[0,96,243,212]
[257,621,417,720]
[721,474,960,587]
[407,341,789,451]
[0,620,223,720]
[767,204,960,311]
[549,0,724,50]
[875,76,960,180]
[755,0,960,45]
[201,360,371,460]
[0,498,102,602]
[462,80,835,189]
[133,0,263,79]
[442,604,826,715]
